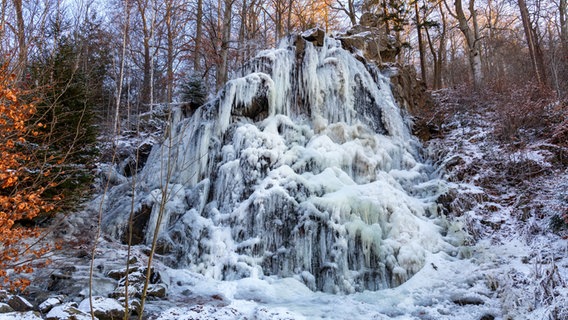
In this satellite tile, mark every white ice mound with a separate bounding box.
[102,34,458,293]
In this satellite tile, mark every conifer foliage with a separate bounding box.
[0,65,55,291]
[180,74,207,116]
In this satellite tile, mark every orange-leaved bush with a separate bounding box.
[0,65,55,292]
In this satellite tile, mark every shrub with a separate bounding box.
[493,84,555,146]
[0,66,58,291]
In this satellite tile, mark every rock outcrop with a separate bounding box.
[383,64,432,116]
[338,13,401,64]
[337,14,433,124]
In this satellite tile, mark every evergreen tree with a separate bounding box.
[180,74,207,116]
[30,36,98,163]
[25,17,112,206]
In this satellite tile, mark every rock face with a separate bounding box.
[337,18,432,119]
[338,13,401,64]
[102,32,453,294]
[383,64,432,116]
[301,28,326,47]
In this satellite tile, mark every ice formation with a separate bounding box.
[102,33,456,293]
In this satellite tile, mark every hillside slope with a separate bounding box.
[422,88,568,320]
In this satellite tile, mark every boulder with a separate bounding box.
[46,302,93,320]
[99,164,127,187]
[228,74,271,122]
[39,296,64,313]
[78,296,124,320]
[7,295,33,312]
[452,295,485,306]
[301,28,325,47]
[47,267,87,298]
[179,290,230,308]
[0,311,43,319]
[360,12,383,28]
[109,266,168,300]
[336,21,434,127]
[146,283,167,298]
[116,297,141,315]
[156,305,243,320]
[0,302,14,313]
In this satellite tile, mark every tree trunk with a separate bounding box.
[286,0,293,35]
[216,0,232,89]
[414,0,427,86]
[349,0,357,25]
[135,0,156,108]
[142,42,151,106]
[1,1,6,54]
[559,0,568,98]
[237,0,249,66]
[435,1,447,89]
[518,0,546,87]
[114,0,130,136]
[165,0,174,104]
[347,0,356,25]
[424,1,446,90]
[149,0,156,109]
[194,0,203,71]
[13,0,26,76]
[560,0,567,44]
[275,0,283,42]
[454,0,483,90]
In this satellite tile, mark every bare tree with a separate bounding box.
[325,0,359,25]
[561,0,567,43]
[134,0,160,108]
[237,0,261,64]
[195,0,204,71]
[114,1,131,136]
[12,0,26,76]
[446,0,483,90]
[424,0,447,89]
[216,0,235,88]
[165,0,175,104]
[414,0,427,85]
[264,0,292,42]
[517,0,546,87]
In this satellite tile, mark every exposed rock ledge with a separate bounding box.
[335,14,432,122]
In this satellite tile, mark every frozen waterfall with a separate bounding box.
[102,32,459,293]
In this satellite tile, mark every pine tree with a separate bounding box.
[180,74,207,116]
[27,22,107,208]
